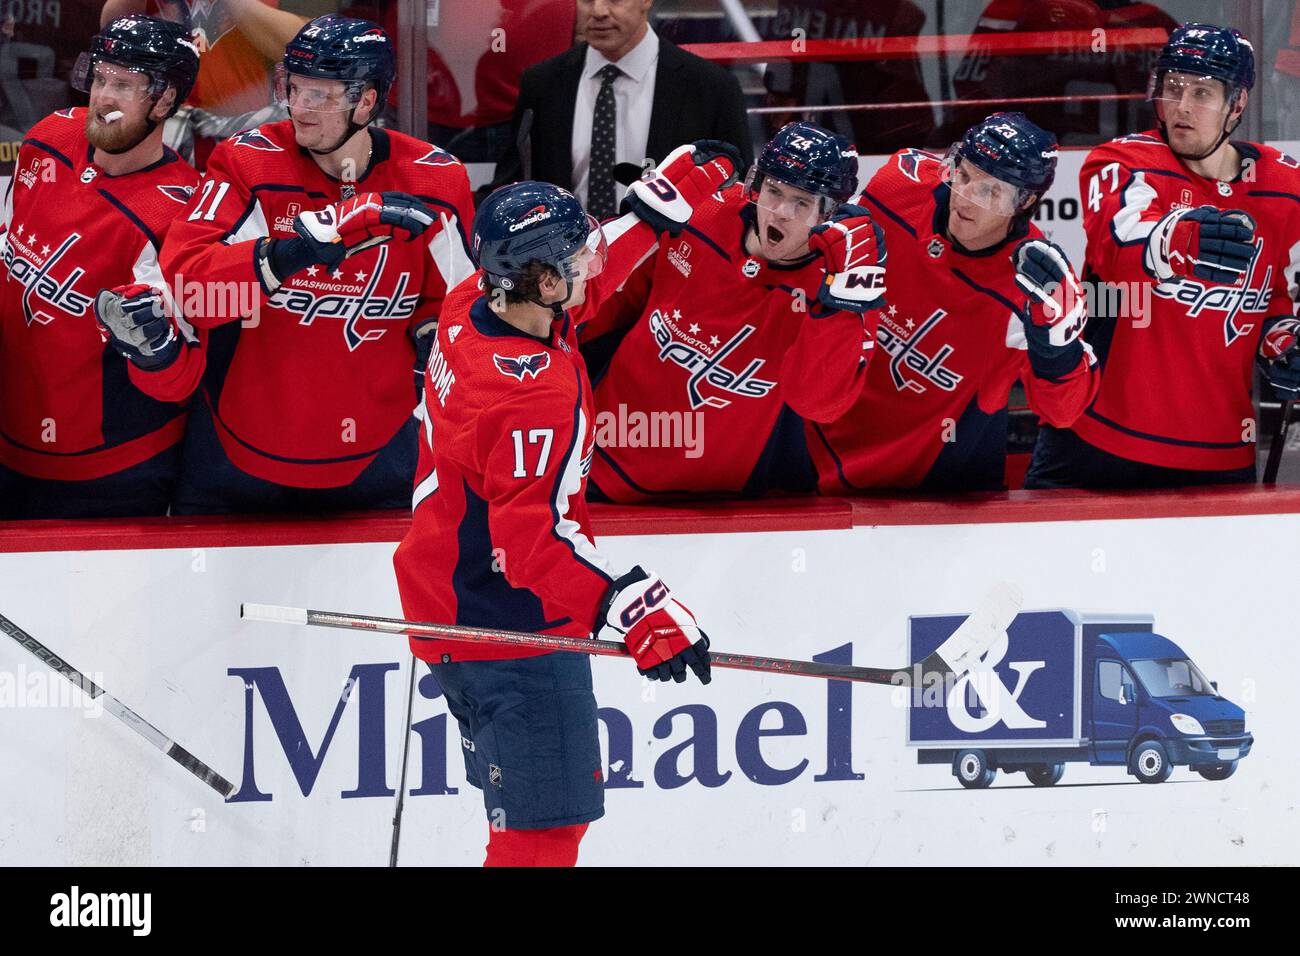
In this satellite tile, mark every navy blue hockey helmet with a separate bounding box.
[1152,23,1256,99]
[473,182,606,299]
[954,112,1058,197]
[71,16,200,117]
[747,122,859,214]
[281,15,396,109]
[1148,24,1255,158]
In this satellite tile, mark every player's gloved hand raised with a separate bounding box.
[1013,238,1087,381]
[1149,205,1255,285]
[94,284,180,371]
[1258,316,1300,398]
[808,204,887,313]
[597,566,711,684]
[294,191,437,269]
[623,139,743,236]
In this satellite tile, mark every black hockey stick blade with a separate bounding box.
[0,611,235,798]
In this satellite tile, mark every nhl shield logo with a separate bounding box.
[80,167,97,184]
[927,238,945,258]
[741,258,761,278]
[488,764,503,787]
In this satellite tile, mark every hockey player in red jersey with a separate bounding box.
[1026,23,1300,488]
[392,147,735,866]
[0,17,200,518]
[580,122,885,501]
[114,15,476,513]
[808,113,1099,492]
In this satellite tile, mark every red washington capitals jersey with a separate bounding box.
[0,108,200,481]
[1070,132,1300,471]
[393,214,661,662]
[152,121,475,488]
[579,186,875,501]
[808,149,1099,491]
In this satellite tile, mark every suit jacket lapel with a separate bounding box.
[645,41,685,168]
[554,45,587,188]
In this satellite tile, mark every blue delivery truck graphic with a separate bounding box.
[907,609,1254,788]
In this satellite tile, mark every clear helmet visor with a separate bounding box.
[558,216,608,284]
[742,166,839,230]
[72,54,160,104]
[1150,71,1237,123]
[275,64,367,113]
[941,148,1029,217]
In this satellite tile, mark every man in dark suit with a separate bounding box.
[492,0,754,217]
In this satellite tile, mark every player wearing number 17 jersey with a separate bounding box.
[1027,24,1300,487]
[393,150,732,866]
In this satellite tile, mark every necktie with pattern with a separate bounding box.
[587,64,622,220]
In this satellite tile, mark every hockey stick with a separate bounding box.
[242,582,1022,687]
[0,610,235,799]
[1264,399,1295,484]
[389,653,418,868]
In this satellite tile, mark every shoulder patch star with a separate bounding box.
[688,323,700,334]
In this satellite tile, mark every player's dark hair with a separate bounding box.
[498,263,561,306]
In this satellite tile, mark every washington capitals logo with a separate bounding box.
[415,148,460,167]
[158,184,196,204]
[876,308,963,393]
[897,148,939,183]
[232,128,283,152]
[494,352,551,381]
[1154,236,1272,347]
[648,310,776,409]
[2,231,94,326]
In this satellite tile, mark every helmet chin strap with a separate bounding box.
[1162,94,1244,164]
[304,100,373,157]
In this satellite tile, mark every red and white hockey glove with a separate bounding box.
[808,203,887,313]
[1258,316,1300,398]
[94,283,180,371]
[1147,205,1255,285]
[263,191,438,286]
[1013,238,1086,381]
[597,566,711,684]
[624,139,742,236]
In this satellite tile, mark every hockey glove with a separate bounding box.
[412,318,438,397]
[1147,205,1255,285]
[1258,316,1300,398]
[808,204,887,313]
[623,139,743,236]
[94,284,180,371]
[596,566,711,684]
[1013,238,1086,381]
[267,192,437,281]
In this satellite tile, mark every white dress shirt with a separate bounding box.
[571,28,660,210]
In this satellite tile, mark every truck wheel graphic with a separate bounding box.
[1196,761,1237,781]
[954,750,996,789]
[1130,741,1173,783]
[1026,763,1064,787]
